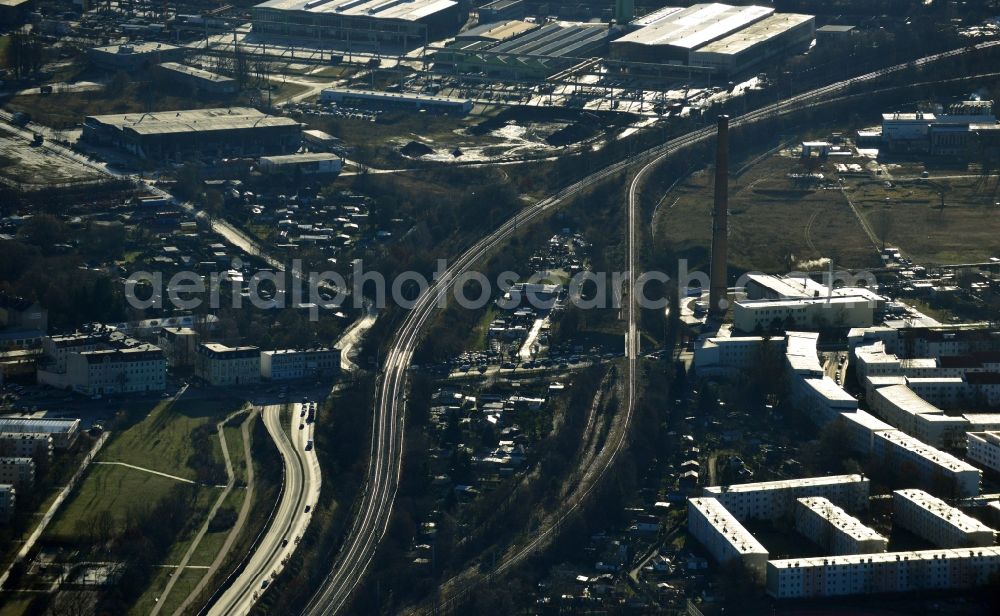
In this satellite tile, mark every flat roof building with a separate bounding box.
[703,475,870,521]
[611,3,775,63]
[195,343,261,386]
[259,152,344,175]
[89,42,184,71]
[0,484,13,522]
[320,88,473,114]
[734,295,876,333]
[158,327,199,368]
[0,433,51,460]
[81,107,301,161]
[767,547,1000,599]
[689,13,814,75]
[0,418,79,449]
[893,489,996,548]
[477,0,525,24]
[0,457,34,488]
[260,347,340,380]
[868,384,969,449]
[839,409,897,455]
[251,0,462,48]
[873,431,981,498]
[967,431,1000,474]
[794,496,888,555]
[156,62,239,95]
[688,497,768,578]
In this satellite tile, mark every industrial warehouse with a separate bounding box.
[434,20,609,80]
[610,3,814,74]
[250,0,464,48]
[80,107,302,160]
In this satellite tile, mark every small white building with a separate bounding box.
[893,489,996,548]
[195,343,261,386]
[687,497,768,578]
[702,475,870,521]
[794,496,887,555]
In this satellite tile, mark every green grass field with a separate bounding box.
[99,397,237,481]
[46,464,206,541]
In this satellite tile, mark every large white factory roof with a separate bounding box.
[689,497,768,555]
[254,0,458,22]
[704,474,866,496]
[86,107,299,136]
[894,489,996,536]
[694,13,813,56]
[614,3,774,50]
[797,496,886,543]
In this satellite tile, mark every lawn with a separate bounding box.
[130,566,206,616]
[46,464,207,541]
[852,175,1000,264]
[99,396,240,481]
[655,154,882,273]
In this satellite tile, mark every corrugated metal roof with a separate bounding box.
[613,3,774,50]
[254,0,457,23]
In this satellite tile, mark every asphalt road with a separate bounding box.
[208,402,320,616]
[300,40,1000,616]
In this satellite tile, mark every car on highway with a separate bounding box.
[299,423,304,430]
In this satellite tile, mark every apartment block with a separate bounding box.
[794,497,888,555]
[872,431,981,498]
[767,547,1000,598]
[260,347,340,380]
[0,457,34,487]
[702,475,870,521]
[195,343,260,386]
[893,489,996,548]
[0,484,14,523]
[967,431,1000,473]
[0,433,52,459]
[687,497,768,578]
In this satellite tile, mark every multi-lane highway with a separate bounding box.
[300,40,1000,615]
[209,402,320,616]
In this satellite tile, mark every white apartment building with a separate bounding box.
[967,431,1000,473]
[767,546,1000,598]
[793,376,858,426]
[0,457,35,486]
[260,347,340,380]
[693,333,785,377]
[893,489,996,548]
[702,475,870,521]
[687,497,768,578]
[839,410,897,455]
[794,497,888,555]
[0,433,51,459]
[195,343,261,386]
[65,345,166,396]
[784,331,823,377]
[0,418,79,449]
[872,431,981,498]
[868,384,968,449]
[158,327,199,367]
[733,295,876,333]
[42,332,107,371]
[0,484,14,522]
